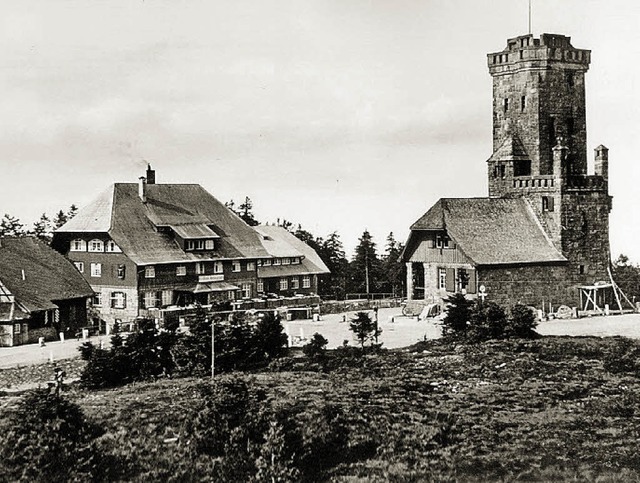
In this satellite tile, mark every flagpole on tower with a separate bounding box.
[528,0,532,35]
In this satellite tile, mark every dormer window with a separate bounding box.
[106,240,121,253]
[88,239,104,252]
[282,258,290,265]
[185,239,215,251]
[436,233,451,249]
[291,258,300,265]
[70,239,86,252]
[273,259,281,266]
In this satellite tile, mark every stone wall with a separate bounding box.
[477,263,578,309]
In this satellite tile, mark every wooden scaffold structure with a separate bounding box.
[578,267,637,316]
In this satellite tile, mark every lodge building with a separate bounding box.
[402,33,613,310]
[52,167,329,329]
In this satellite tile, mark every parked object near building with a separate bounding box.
[402,33,613,312]
[52,165,329,331]
[0,237,93,346]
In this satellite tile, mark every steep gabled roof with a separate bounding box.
[255,225,330,276]
[57,183,271,265]
[408,197,566,266]
[488,133,530,162]
[56,185,115,232]
[0,237,93,313]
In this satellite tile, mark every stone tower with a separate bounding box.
[487,33,612,285]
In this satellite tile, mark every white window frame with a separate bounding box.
[241,283,252,299]
[213,262,224,274]
[145,266,156,279]
[246,261,256,271]
[291,277,299,290]
[161,290,173,306]
[14,323,21,334]
[116,264,126,279]
[280,278,288,291]
[195,262,205,275]
[71,239,86,252]
[232,261,241,272]
[281,257,290,265]
[186,240,195,251]
[291,258,300,265]
[93,292,102,307]
[73,261,84,273]
[436,234,450,249]
[88,239,104,252]
[205,239,215,250]
[176,266,187,276]
[90,263,102,278]
[263,259,272,266]
[144,291,158,309]
[105,240,121,253]
[438,268,447,290]
[257,280,264,293]
[111,292,126,309]
[273,258,281,266]
[302,275,311,289]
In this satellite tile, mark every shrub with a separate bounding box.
[349,311,382,348]
[80,317,177,389]
[0,389,104,482]
[467,301,508,342]
[508,304,538,337]
[253,311,289,362]
[442,293,473,337]
[302,333,329,359]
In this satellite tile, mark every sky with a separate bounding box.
[1,0,640,260]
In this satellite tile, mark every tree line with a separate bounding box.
[0,205,78,242]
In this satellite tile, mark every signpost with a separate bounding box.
[479,285,488,303]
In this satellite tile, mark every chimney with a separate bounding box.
[139,176,147,203]
[146,164,156,184]
[594,144,609,180]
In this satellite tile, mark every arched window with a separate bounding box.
[88,239,104,252]
[70,239,86,252]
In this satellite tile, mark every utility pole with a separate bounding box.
[210,317,215,379]
[365,249,370,298]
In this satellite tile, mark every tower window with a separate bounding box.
[566,72,574,88]
[521,96,526,111]
[542,196,555,212]
[503,98,509,112]
[514,160,531,177]
[579,265,586,275]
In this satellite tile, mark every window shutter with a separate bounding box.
[122,293,127,309]
[445,268,455,292]
[467,269,477,294]
[548,196,554,212]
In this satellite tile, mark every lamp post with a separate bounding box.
[210,317,215,379]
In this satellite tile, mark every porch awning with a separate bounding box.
[175,281,240,294]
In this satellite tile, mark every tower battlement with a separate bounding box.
[488,33,590,75]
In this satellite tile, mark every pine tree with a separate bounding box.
[0,214,25,237]
[67,204,79,220]
[53,210,68,229]
[31,213,53,242]
[320,232,349,300]
[349,230,381,296]
[382,232,405,297]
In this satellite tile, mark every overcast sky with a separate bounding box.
[1,0,639,260]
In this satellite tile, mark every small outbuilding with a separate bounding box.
[0,237,94,346]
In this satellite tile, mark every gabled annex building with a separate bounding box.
[402,33,612,309]
[52,166,328,329]
[0,237,93,346]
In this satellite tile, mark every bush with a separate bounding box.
[442,293,473,337]
[302,333,329,360]
[182,378,350,482]
[0,389,104,482]
[80,317,177,389]
[508,304,538,337]
[467,301,508,341]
